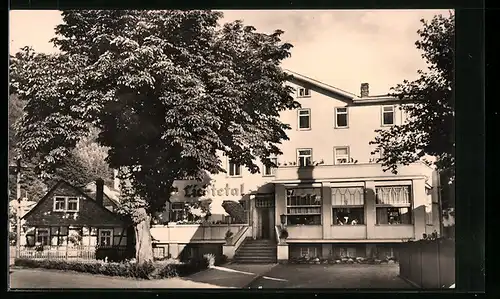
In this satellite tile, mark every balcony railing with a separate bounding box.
[274,162,433,182]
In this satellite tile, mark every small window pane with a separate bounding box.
[54,197,66,210]
[383,112,394,125]
[383,106,394,112]
[67,198,78,211]
[336,148,348,156]
[299,150,311,156]
[299,114,310,129]
[336,114,348,127]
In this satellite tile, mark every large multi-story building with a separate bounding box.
[150,69,442,263]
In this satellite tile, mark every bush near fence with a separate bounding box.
[14,254,212,279]
[95,246,135,262]
[399,238,455,288]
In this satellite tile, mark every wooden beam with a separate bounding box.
[117,227,125,247]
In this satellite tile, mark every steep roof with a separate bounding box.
[284,69,402,105]
[21,179,124,225]
[83,181,120,207]
[285,69,359,100]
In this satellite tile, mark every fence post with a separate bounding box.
[437,240,441,288]
[419,242,423,288]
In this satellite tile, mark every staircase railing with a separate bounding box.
[275,225,281,244]
[230,226,250,247]
[223,226,252,260]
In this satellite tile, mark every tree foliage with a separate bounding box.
[10,10,298,263]
[370,13,455,180]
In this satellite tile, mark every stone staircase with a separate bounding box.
[232,238,277,264]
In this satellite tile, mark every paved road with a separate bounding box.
[247,264,413,289]
[9,264,412,289]
[9,268,224,289]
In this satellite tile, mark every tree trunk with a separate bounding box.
[133,207,154,264]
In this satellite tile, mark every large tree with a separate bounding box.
[370,13,454,185]
[11,10,298,264]
[8,93,112,201]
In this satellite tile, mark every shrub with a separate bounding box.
[279,228,289,239]
[203,253,216,267]
[225,230,234,241]
[13,257,209,279]
[95,246,134,263]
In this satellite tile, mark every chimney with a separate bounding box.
[360,83,369,98]
[96,178,104,206]
[113,169,120,191]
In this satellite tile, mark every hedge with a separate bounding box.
[14,255,212,279]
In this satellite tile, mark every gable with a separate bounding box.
[23,180,125,227]
[285,70,357,103]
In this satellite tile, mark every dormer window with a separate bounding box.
[297,87,311,98]
[53,196,80,212]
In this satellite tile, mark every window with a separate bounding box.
[335,247,357,258]
[375,186,412,225]
[67,197,79,212]
[286,188,322,225]
[169,202,187,222]
[36,228,50,246]
[53,196,80,212]
[332,187,365,225]
[228,160,242,177]
[300,247,319,258]
[334,147,350,165]
[297,109,311,130]
[297,87,311,98]
[54,197,66,211]
[297,149,312,167]
[50,226,69,246]
[99,229,113,247]
[264,157,278,176]
[334,107,349,128]
[382,106,395,126]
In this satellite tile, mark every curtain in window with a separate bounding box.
[332,187,364,206]
[376,208,389,224]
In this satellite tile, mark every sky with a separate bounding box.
[9,9,450,96]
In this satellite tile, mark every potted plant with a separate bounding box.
[279,227,289,243]
[225,230,234,243]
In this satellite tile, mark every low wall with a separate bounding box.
[151,224,246,243]
[399,238,455,288]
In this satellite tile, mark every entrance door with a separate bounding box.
[261,208,270,239]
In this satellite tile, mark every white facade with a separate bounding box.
[148,70,441,261]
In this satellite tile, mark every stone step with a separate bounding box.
[238,245,276,250]
[234,261,277,264]
[234,256,277,261]
[236,250,276,254]
[233,258,277,264]
[235,251,277,257]
[240,243,276,248]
